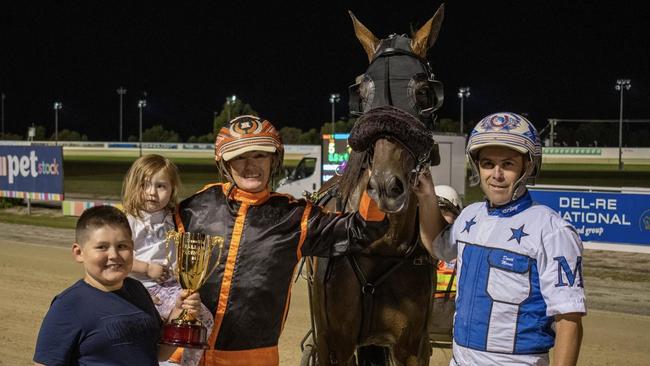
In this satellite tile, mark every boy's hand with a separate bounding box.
[175,290,202,317]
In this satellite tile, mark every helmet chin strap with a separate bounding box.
[217,160,234,184]
[510,159,535,202]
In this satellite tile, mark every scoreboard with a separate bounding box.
[321,133,351,182]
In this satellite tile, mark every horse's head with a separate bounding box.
[341,106,435,214]
[348,4,445,128]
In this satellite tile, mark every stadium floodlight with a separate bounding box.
[138,98,147,157]
[53,102,63,146]
[226,94,237,122]
[116,87,127,142]
[458,87,471,134]
[329,93,340,133]
[615,79,631,170]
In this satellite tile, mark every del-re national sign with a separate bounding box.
[529,188,650,246]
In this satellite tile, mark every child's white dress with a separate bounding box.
[129,210,214,366]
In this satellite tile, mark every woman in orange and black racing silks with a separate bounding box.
[172,115,390,366]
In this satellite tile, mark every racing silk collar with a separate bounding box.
[221,182,271,205]
[486,190,533,217]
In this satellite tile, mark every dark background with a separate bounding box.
[1,1,648,141]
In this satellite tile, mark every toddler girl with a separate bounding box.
[122,154,214,366]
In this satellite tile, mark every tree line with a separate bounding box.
[0,97,357,145]
[2,97,648,147]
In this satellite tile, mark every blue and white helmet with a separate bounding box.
[466,112,542,201]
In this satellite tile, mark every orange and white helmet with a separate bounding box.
[466,112,542,202]
[215,115,284,182]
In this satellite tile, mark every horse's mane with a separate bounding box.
[338,150,368,208]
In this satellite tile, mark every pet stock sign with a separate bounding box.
[0,146,64,201]
[529,188,650,246]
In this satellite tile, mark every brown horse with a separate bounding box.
[302,5,446,366]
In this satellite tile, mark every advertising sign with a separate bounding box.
[321,133,350,182]
[0,146,64,201]
[529,189,650,245]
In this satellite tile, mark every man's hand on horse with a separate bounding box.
[412,169,436,199]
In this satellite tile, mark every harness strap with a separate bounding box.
[314,186,336,206]
[314,182,348,213]
[347,232,420,343]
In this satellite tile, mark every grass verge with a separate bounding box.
[0,211,77,229]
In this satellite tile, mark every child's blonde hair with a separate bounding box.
[122,154,181,218]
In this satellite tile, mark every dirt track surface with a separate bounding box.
[0,221,649,365]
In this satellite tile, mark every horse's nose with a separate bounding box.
[367,174,380,197]
[368,173,405,199]
[385,176,405,198]
[367,172,408,215]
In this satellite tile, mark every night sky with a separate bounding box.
[1,1,648,141]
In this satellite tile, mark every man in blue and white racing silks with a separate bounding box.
[419,112,586,366]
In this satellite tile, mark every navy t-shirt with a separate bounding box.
[34,278,162,366]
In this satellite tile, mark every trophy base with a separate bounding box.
[160,323,209,349]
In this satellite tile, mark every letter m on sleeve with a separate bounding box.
[553,256,583,288]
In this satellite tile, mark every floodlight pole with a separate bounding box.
[329,93,340,134]
[138,98,147,157]
[117,87,127,142]
[53,102,63,146]
[457,87,470,134]
[615,79,631,171]
[547,118,558,147]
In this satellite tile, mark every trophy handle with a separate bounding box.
[202,236,225,282]
[165,230,181,277]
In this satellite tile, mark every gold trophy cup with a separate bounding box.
[160,230,224,349]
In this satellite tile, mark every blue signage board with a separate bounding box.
[529,189,650,245]
[0,146,64,201]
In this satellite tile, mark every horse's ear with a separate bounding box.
[410,3,445,59]
[349,10,380,63]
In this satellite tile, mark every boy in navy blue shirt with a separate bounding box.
[34,205,202,366]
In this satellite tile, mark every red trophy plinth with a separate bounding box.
[160,315,209,349]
